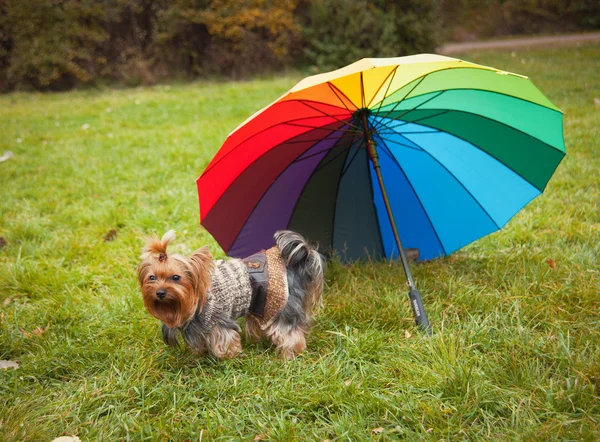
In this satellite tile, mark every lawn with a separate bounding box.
[1,43,599,441]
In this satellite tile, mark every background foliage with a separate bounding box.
[0,0,598,91]
[442,0,600,41]
[1,42,599,440]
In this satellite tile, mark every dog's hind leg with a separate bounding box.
[265,323,307,360]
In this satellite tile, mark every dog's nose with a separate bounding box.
[156,289,167,299]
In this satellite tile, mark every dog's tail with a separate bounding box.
[274,230,325,312]
[141,230,176,260]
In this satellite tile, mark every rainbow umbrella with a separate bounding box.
[197,54,565,332]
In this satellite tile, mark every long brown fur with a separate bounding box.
[137,230,324,359]
[137,230,214,329]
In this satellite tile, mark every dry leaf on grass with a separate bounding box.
[0,151,14,162]
[594,97,600,106]
[104,229,117,242]
[372,427,384,434]
[32,325,49,335]
[546,258,556,270]
[51,437,81,442]
[404,330,412,339]
[21,324,50,338]
[0,360,19,370]
[254,435,267,441]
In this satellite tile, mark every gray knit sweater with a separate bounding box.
[198,259,253,328]
[170,259,253,350]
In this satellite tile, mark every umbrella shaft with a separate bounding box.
[361,115,415,288]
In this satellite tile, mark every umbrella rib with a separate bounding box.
[225,126,349,252]
[382,110,451,128]
[387,130,441,134]
[329,142,353,258]
[378,90,447,130]
[377,87,565,154]
[314,135,361,172]
[375,135,423,152]
[283,133,346,146]
[368,66,495,121]
[371,75,429,131]
[374,138,447,256]
[368,115,437,141]
[202,113,353,176]
[288,136,356,255]
[326,82,356,114]
[386,109,564,191]
[367,66,398,109]
[340,140,365,178]
[296,99,363,131]
[283,120,361,135]
[291,138,352,163]
[381,135,501,230]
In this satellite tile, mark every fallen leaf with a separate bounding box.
[254,435,267,441]
[426,428,433,433]
[0,151,14,162]
[0,360,19,370]
[51,437,81,442]
[32,326,47,335]
[594,97,600,106]
[104,229,117,242]
[344,379,352,386]
[404,330,412,339]
[3,298,11,305]
[21,324,49,337]
[372,427,384,434]
[546,258,556,270]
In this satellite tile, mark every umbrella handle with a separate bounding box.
[409,287,432,335]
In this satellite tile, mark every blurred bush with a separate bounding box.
[0,0,597,91]
[301,0,441,72]
[442,0,600,41]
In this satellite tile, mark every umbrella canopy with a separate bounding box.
[197,54,565,263]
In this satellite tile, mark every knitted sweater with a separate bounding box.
[179,247,289,344]
[197,258,253,330]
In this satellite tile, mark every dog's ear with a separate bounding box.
[187,246,214,307]
[137,260,151,287]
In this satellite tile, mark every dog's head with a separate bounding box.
[137,230,213,328]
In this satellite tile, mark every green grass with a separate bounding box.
[1,43,599,441]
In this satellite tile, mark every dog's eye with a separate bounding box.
[172,275,181,281]
[148,275,156,281]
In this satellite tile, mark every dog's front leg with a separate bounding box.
[206,322,243,359]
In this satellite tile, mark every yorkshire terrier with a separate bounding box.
[137,230,325,359]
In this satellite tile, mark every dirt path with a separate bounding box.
[437,31,600,54]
